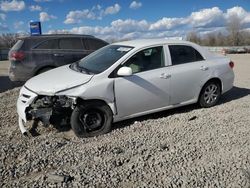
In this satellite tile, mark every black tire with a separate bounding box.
[199,81,221,108]
[37,67,53,75]
[71,101,113,138]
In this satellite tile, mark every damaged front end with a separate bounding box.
[27,95,75,126]
[17,86,76,135]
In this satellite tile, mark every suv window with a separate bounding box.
[84,38,107,50]
[59,38,83,49]
[123,46,165,74]
[169,45,204,65]
[35,39,59,49]
[11,40,24,50]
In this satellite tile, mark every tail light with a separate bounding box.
[229,61,234,69]
[10,51,25,61]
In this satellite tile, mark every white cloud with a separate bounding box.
[54,6,250,41]
[104,3,121,15]
[34,0,52,2]
[0,22,9,31]
[29,5,42,11]
[0,0,25,12]
[189,7,224,27]
[13,21,24,29]
[149,17,187,31]
[129,1,142,10]
[225,6,250,24]
[64,10,96,24]
[111,19,149,33]
[0,13,6,21]
[39,11,57,22]
[64,3,121,24]
[148,7,226,31]
[94,4,102,10]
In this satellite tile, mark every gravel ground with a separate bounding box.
[0,54,250,187]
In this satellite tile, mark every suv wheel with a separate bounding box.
[71,101,113,138]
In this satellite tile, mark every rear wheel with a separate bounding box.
[199,81,221,108]
[71,101,113,138]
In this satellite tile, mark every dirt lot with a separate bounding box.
[0,54,250,187]
[0,60,9,76]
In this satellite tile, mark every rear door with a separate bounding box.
[57,37,88,65]
[30,38,59,70]
[31,37,88,69]
[166,45,210,105]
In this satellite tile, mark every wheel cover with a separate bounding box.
[79,109,104,132]
[204,84,219,104]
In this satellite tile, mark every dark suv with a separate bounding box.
[8,34,108,81]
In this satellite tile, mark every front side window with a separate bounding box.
[169,45,204,65]
[59,38,83,49]
[75,45,133,74]
[123,46,165,74]
[35,39,59,49]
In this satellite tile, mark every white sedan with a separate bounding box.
[17,39,234,137]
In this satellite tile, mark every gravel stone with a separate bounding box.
[0,54,250,187]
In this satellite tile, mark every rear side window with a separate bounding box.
[35,39,59,49]
[59,38,83,49]
[169,45,204,65]
[11,40,24,50]
[83,38,107,50]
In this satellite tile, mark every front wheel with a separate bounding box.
[199,81,221,108]
[71,101,113,138]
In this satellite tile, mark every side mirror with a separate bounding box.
[117,66,132,77]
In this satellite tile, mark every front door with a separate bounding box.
[114,46,171,118]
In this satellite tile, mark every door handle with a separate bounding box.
[160,73,171,79]
[200,66,209,71]
[53,54,64,57]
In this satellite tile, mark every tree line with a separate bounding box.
[0,33,20,49]
[187,15,250,46]
[187,30,250,46]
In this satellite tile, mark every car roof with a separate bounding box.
[18,34,94,40]
[113,39,196,48]
[113,38,216,59]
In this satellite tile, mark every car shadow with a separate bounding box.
[219,86,250,104]
[0,76,24,93]
[112,86,250,131]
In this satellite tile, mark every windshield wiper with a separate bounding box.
[76,62,95,74]
[69,62,87,74]
[69,62,79,72]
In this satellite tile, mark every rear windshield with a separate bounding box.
[11,40,24,51]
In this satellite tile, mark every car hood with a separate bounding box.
[25,65,93,95]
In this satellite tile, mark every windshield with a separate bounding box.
[77,45,133,74]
